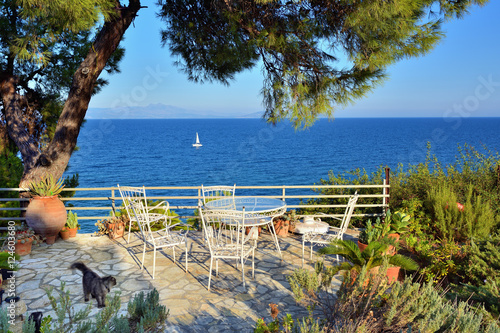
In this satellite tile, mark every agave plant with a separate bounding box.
[28,174,65,197]
[318,239,419,275]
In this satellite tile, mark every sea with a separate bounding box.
[64,117,500,232]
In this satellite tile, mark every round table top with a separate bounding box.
[204,197,286,215]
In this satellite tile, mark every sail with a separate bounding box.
[193,132,202,147]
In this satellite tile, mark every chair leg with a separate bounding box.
[252,249,255,279]
[141,243,146,271]
[127,219,132,244]
[302,239,305,267]
[152,247,157,279]
[310,244,314,261]
[216,259,219,277]
[185,242,188,272]
[172,246,176,263]
[208,257,213,291]
[241,256,246,291]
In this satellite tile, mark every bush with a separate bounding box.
[426,184,498,242]
[259,263,500,332]
[127,289,168,332]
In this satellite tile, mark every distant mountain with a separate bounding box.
[85,103,262,119]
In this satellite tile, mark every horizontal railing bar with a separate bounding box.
[0,184,389,192]
[1,195,389,203]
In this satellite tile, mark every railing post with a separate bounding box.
[282,186,286,201]
[384,167,390,213]
[111,189,116,217]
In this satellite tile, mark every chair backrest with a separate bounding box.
[201,184,236,207]
[117,185,159,242]
[338,192,359,234]
[117,184,147,220]
[199,207,248,257]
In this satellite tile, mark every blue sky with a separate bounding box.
[89,2,500,118]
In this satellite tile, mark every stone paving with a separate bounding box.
[12,230,358,332]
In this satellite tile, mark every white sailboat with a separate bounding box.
[192,132,202,148]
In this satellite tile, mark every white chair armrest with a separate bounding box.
[147,201,169,211]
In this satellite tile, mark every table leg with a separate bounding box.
[268,219,282,259]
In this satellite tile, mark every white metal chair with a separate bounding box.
[117,184,172,244]
[201,184,236,207]
[118,185,189,279]
[302,192,359,266]
[199,207,258,291]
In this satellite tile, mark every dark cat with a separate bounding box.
[70,262,117,308]
[28,312,43,333]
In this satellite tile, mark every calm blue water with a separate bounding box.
[65,118,500,231]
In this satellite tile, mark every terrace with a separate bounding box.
[2,184,385,331]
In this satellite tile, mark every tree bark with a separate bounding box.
[14,0,143,189]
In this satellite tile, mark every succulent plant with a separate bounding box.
[28,174,65,197]
[66,210,80,229]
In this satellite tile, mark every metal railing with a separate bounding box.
[0,182,389,222]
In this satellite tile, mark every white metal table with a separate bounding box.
[203,197,287,258]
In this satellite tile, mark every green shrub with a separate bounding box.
[427,184,498,242]
[263,263,500,333]
[127,289,168,332]
[303,167,386,227]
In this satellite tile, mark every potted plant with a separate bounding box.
[273,216,289,237]
[95,216,126,239]
[287,210,300,234]
[318,239,419,283]
[25,174,67,244]
[388,210,411,241]
[15,226,42,256]
[358,215,397,254]
[65,210,80,237]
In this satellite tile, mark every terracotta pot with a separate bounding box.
[107,221,125,239]
[26,196,67,245]
[386,266,400,283]
[245,226,261,236]
[59,228,71,240]
[15,238,33,256]
[358,240,368,252]
[289,224,296,233]
[67,227,78,237]
[387,233,400,255]
[274,220,289,237]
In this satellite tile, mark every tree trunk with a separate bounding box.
[12,0,142,190]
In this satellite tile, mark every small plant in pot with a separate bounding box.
[95,215,126,239]
[60,211,80,240]
[318,239,419,283]
[273,215,290,237]
[388,210,411,240]
[25,174,67,244]
[286,210,300,233]
[358,215,397,254]
[15,226,43,256]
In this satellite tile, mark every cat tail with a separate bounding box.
[70,262,90,273]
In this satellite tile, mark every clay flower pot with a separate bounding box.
[107,221,125,239]
[67,227,78,237]
[26,195,67,245]
[357,240,368,252]
[59,228,71,240]
[15,238,33,256]
[273,219,289,237]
